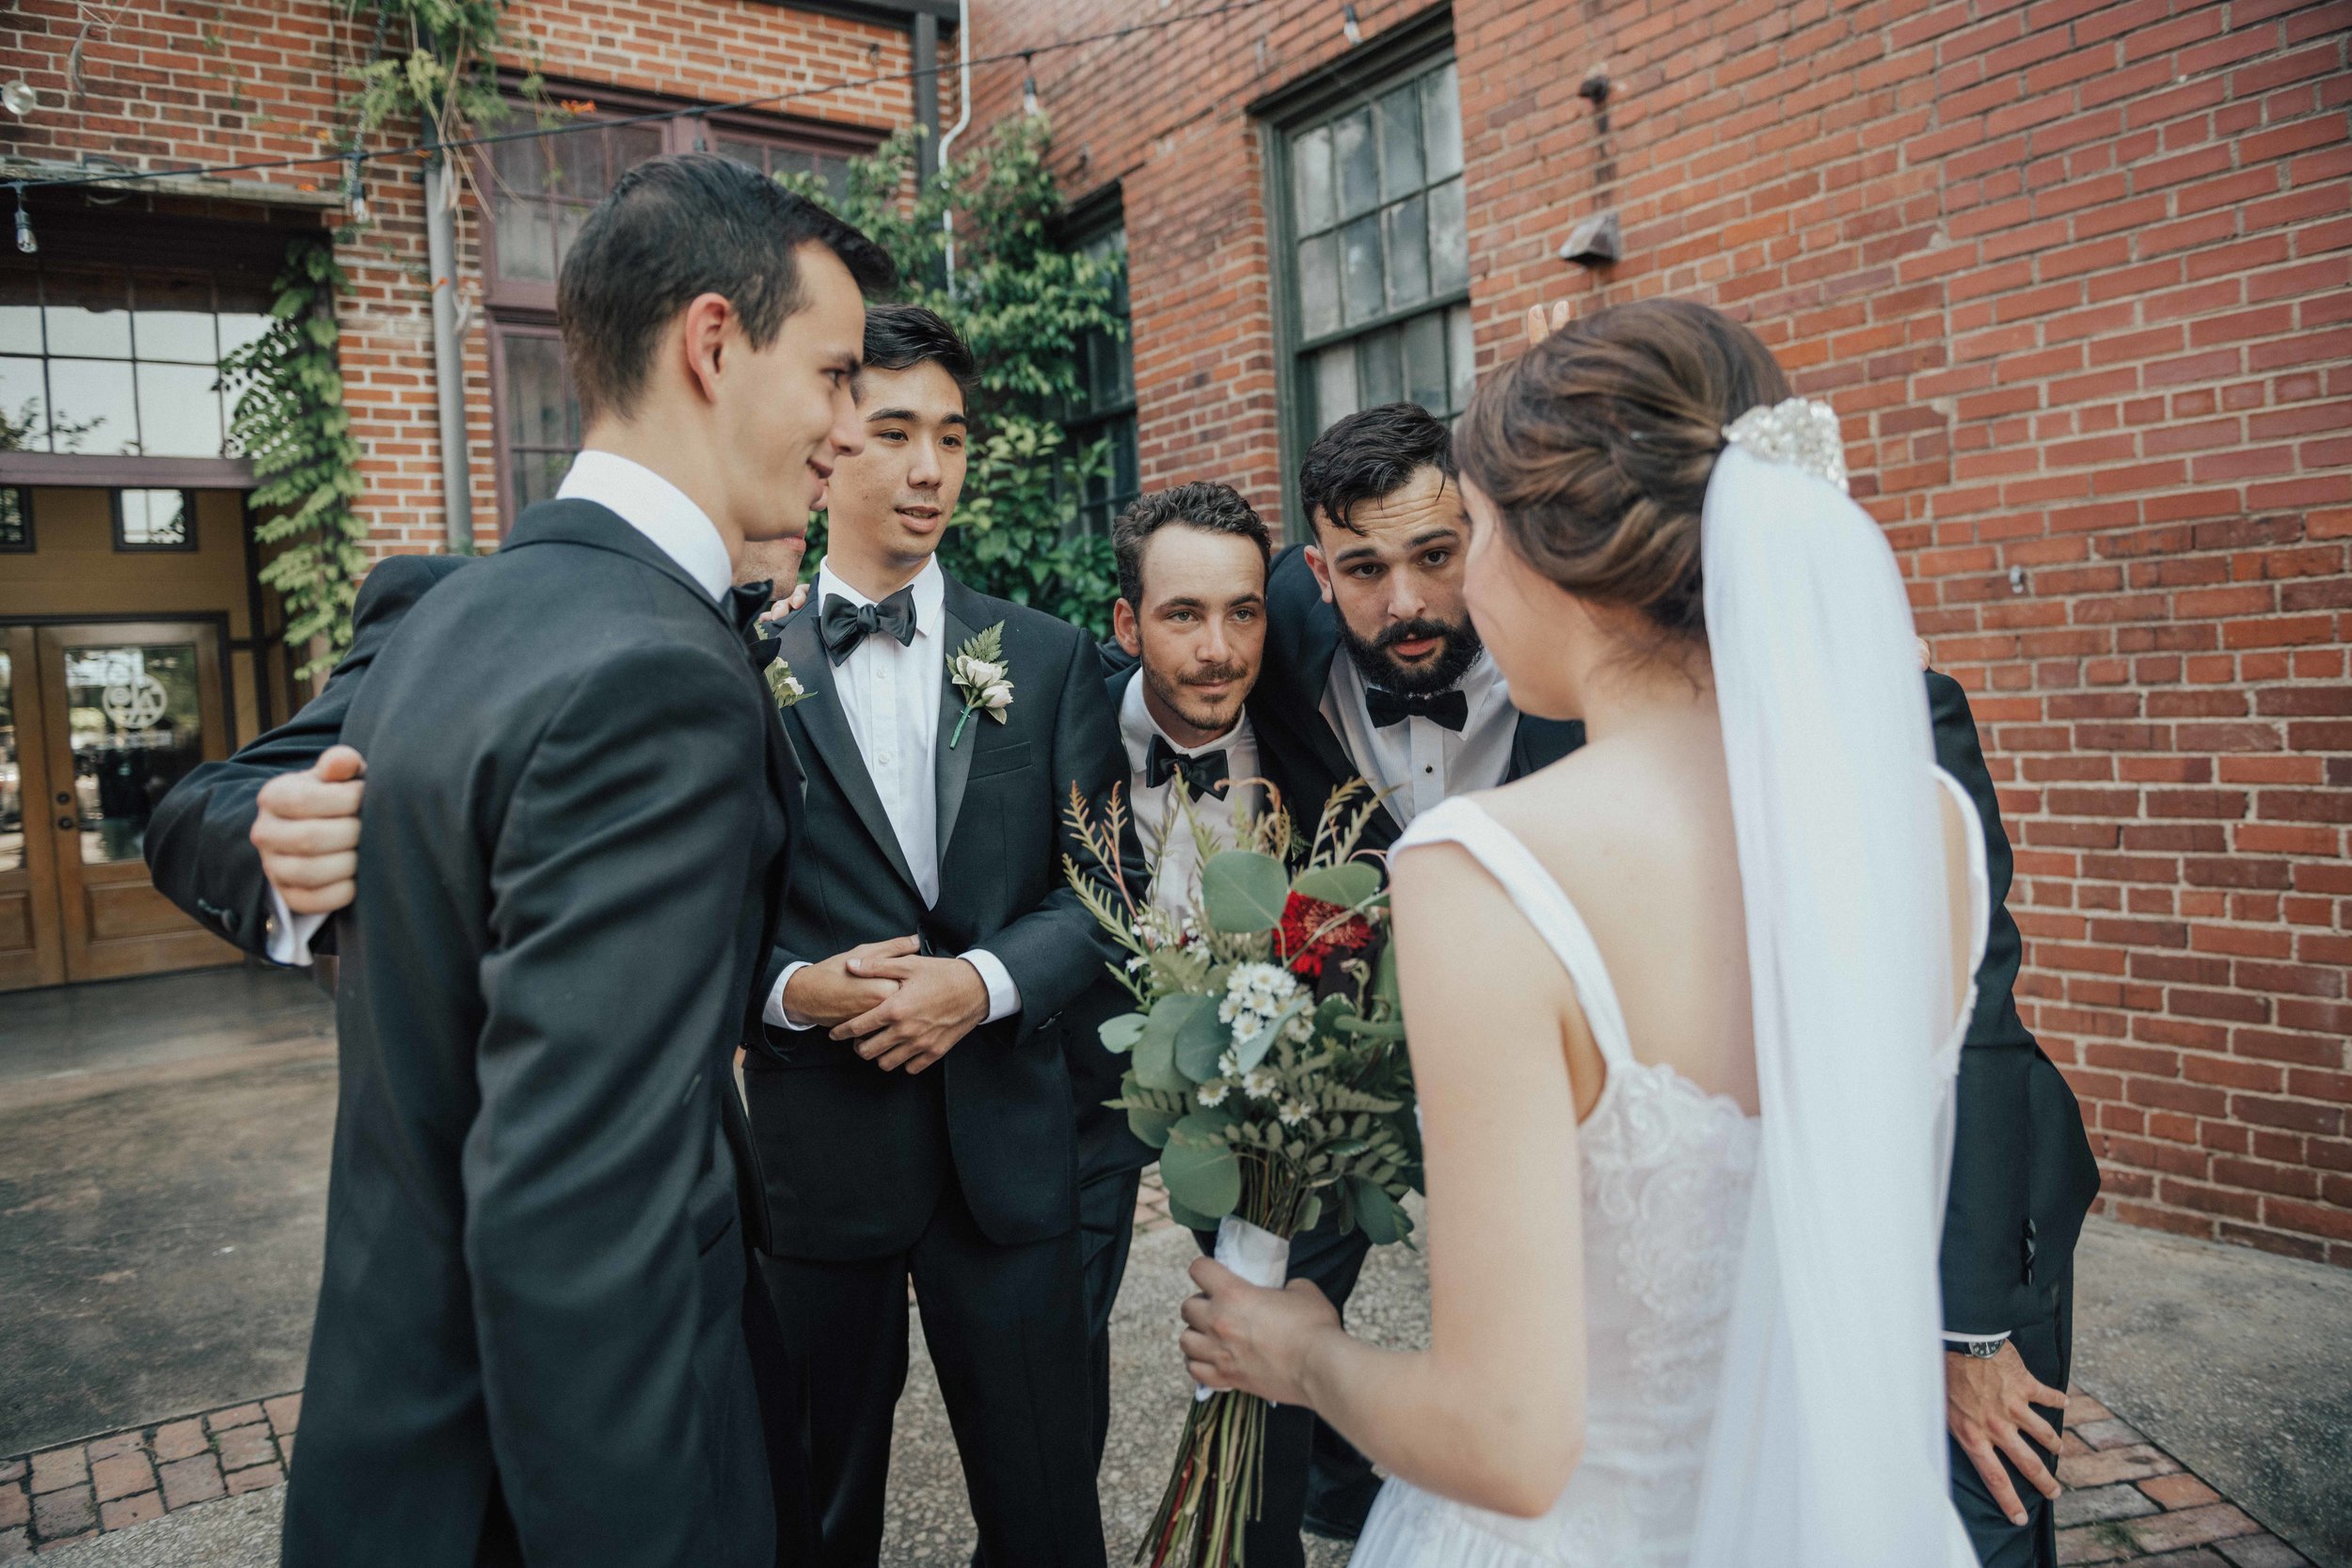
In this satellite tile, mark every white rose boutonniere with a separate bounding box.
[947,622,1012,748]
[764,656,811,709]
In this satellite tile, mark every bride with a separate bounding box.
[1178,298,1986,1567]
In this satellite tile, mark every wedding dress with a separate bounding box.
[1347,402,1991,1568]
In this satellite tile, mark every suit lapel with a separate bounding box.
[775,607,921,895]
[932,582,981,864]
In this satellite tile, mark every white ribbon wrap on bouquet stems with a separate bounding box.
[1198,1216,1292,1403]
[1684,439,1979,1568]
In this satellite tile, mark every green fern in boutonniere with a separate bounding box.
[764,655,812,709]
[947,622,1012,749]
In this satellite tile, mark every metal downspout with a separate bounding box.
[422,116,475,553]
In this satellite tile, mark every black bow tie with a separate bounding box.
[729,580,775,637]
[819,588,918,664]
[1365,685,1470,731]
[1145,736,1232,799]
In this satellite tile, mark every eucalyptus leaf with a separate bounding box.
[1291,860,1380,911]
[1126,1103,1178,1148]
[1136,996,1210,1092]
[1165,1190,1224,1233]
[1097,1012,1148,1054]
[1172,996,1233,1083]
[1351,1178,1404,1245]
[1159,1128,1242,1218]
[1201,849,1291,934]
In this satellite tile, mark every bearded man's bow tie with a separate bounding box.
[1365,686,1470,731]
[819,588,919,663]
[729,580,774,636]
[1145,736,1232,799]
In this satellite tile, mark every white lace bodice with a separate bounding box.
[1349,787,1989,1568]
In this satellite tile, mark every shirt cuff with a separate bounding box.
[764,960,817,1030]
[1943,1330,2012,1345]
[263,887,328,968]
[961,948,1022,1024]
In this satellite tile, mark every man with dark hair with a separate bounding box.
[146,153,891,1568]
[1067,481,1275,1469]
[746,302,1136,1568]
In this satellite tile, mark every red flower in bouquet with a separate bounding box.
[1278,890,1373,979]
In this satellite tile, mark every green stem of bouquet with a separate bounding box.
[1138,1158,1316,1568]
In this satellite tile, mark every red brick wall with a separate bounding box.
[1,0,920,555]
[969,0,2352,1263]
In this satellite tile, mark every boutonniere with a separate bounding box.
[764,654,812,709]
[947,622,1013,748]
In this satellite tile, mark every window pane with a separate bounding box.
[217,312,275,358]
[1403,311,1448,412]
[553,202,594,273]
[0,488,27,549]
[1386,195,1430,309]
[549,125,606,199]
[117,489,191,546]
[1314,341,1359,434]
[0,647,19,873]
[1422,62,1463,180]
[493,133,556,198]
[513,448,569,510]
[1448,303,1476,413]
[1359,325,1404,407]
[714,136,771,173]
[44,269,133,358]
[46,358,138,453]
[815,155,852,206]
[1297,232,1342,340]
[1379,83,1424,201]
[494,193,558,282]
[1428,177,1469,294]
[0,273,40,354]
[610,125,664,183]
[504,334,575,451]
[1340,214,1385,326]
[0,356,49,451]
[1292,125,1334,233]
[1334,108,1378,221]
[133,275,219,362]
[61,641,205,865]
[136,362,225,457]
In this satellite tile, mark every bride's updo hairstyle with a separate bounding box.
[1454,298,1790,641]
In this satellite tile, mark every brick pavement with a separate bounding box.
[0,1177,2312,1563]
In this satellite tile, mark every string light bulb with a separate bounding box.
[343,152,369,224]
[1342,3,1362,43]
[12,186,33,255]
[1020,54,1040,117]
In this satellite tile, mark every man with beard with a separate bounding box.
[1070,482,1275,1472]
[1232,402,1585,1564]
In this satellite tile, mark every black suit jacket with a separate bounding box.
[1931,672,2101,1335]
[147,552,474,958]
[742,573,1136,1260]
[1248,544,1585,849]
[272,501,794,1567]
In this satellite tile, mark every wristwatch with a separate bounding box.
[1950,1336,2006,1359]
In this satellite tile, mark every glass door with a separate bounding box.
[21,622,239,986]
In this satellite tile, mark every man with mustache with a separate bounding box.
[1070,482,1276,1472]
[1227,401,1587,1565]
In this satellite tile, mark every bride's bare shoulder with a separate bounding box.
[1480,724,1726,854]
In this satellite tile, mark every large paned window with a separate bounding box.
[0,264,273,459]
[1067,224,1138,536]
[481,92,866,519]
[1273,52,1471,476]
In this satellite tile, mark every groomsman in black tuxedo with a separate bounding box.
[746,304,1135,1568]
[1068,482,1277,1468]
[142,156,892,1567]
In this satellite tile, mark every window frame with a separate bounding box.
[1057,193,1139,538]
[1255,7,1463,537]
[109,488,199,553]
[476,80,882,526]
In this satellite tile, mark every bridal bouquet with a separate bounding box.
[1062,780,1421,1568]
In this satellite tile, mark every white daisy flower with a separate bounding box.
[1197,1081,1231,1108]
[1279,1100,1310,1127]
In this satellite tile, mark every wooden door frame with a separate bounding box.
[0,626,68,990]
[30,619,240,984]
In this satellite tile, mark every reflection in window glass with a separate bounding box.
[501,330,581,511]
[116,489,194,550]
[46,359,138,455]
[0,265,262,455]
[61,642,205,865]
[0,487,27,551]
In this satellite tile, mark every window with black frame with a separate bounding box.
[1274,54,1472,455]
[1066,225,1138,537]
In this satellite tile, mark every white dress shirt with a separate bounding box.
[1322,648,1517,828]
[1119,673,1260,919]
[263,449,733,966]
[762,556,1021,1030]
